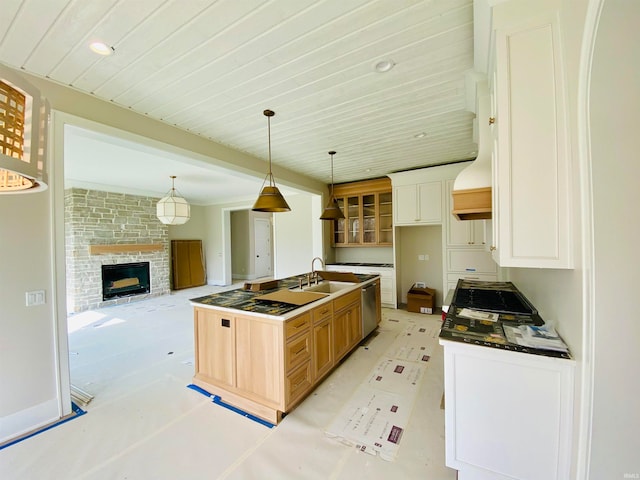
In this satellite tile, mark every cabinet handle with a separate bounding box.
[489,245,496,251]
[294,345,306,355]
[488,117,496,125]
[221,319,231,328]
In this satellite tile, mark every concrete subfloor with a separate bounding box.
[0,285,457,480]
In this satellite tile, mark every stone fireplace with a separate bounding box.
[65,188,170,313]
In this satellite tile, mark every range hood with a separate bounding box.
[452,88,492,221]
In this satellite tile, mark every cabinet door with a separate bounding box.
[333,308,350,361]
[394,185,418,224]
[442,341,575,480]
[194,309,235,387]
[346,196,361,244]
[235,317,282,405]
[377,191,393,244]
[334,301,361,361]
[418,181,442,223]
[333,198,346,245]
[362,194,376,244]
[312,318,333,381]
[494,10,572,268]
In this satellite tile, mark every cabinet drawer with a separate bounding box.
[447,249,498,274]
[286,360,312,404]
[285,312,311,340]
[333,289,361,312]
[285,332,311,372]
[312,303,333,324]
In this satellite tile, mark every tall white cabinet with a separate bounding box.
[489,0,573,269]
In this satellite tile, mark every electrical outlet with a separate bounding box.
[418,254,425,261]
[424,254,429,261]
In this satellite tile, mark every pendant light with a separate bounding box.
[252,109,291,212]
[156,175,190,225]
[0,73,49,194]
[319,151,345,220]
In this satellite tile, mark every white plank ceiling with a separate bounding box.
[0,0,477,204]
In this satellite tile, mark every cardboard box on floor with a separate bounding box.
[407,284,436,314]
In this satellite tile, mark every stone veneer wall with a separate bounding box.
[65,188,170,313]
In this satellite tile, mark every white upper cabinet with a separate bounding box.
[490,1,573,268]
[389,164,467,227]
[394,181,442,226]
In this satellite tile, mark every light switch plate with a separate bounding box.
[25,290,46,306]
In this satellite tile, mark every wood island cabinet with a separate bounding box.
[192,281,378,424]
[194,308,235,388]
[333,289,362,361]
[332,178,392,247]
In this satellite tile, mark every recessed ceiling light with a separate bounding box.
[89,41,114,56]
[374,59,395,73]
[414,132,427,139]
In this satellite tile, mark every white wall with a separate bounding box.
[586,0,640,476]
[0,191,61,442]
[273,193,323,278]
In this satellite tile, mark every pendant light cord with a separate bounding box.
[265,109,275,187]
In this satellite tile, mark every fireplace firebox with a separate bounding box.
[102,262,150,301]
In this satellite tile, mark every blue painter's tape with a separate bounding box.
[0,402,87,451]
[186,384,275,429]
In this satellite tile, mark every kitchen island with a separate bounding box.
[190,273,381,424]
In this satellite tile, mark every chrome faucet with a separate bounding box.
[311,257,325,284]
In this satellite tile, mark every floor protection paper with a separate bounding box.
[325,320,440,461]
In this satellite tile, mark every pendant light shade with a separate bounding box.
[320,151,345,220]
[252,109,291,212]
[156,176,190,225]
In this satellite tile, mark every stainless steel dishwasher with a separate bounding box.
[361,283,377,338]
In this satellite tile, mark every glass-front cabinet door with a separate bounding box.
[378,192,393,244]
[347,196,361,244]
[362,194,376,244]
[333,198,346,245]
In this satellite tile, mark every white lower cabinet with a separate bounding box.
[325,264,396,308]
[440,340,575,480]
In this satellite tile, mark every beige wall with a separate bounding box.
[0,188,60,441]
[230,210,251,278]
[273,193,323,278]
[395,226,443,306]
[168,204,208,242]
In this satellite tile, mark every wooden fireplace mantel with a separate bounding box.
[88,244,164,255]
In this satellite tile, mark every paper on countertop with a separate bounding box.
[457,308,500,322]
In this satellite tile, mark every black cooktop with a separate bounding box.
[451,281,536,315]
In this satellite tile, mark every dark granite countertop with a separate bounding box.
[190,273,377,318]
[327,262,394,268]
[439,280,572,359]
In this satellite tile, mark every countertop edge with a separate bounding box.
[190,276,379,321]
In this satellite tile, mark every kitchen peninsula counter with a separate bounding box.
[189,273,381,424]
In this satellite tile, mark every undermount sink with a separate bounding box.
[303,281,356,294]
